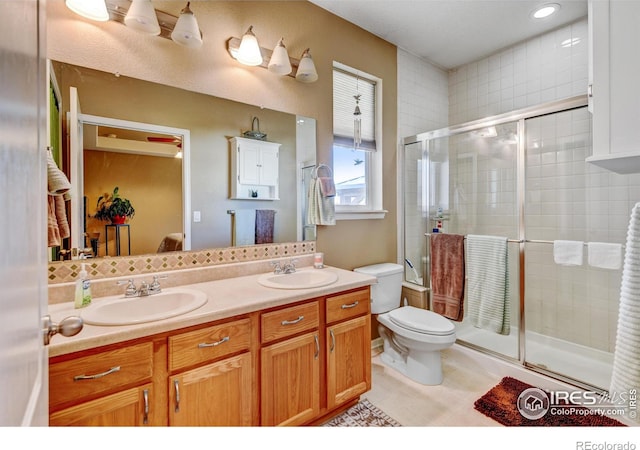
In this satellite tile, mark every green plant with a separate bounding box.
[93,187,135,222]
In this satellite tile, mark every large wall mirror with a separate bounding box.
[49,60,317,261]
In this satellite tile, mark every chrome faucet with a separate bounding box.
[117,279,138,298]
[270,261,283,274]
[149,275,168,294]
[282,259,298,274]
[117,275,168,297]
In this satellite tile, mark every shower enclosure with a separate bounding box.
[403,95,637,391]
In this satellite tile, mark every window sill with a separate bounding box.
[335,210,388,220]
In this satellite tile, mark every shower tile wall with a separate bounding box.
[448,19,588,125]
[398,49,449,282]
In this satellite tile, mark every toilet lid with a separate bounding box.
[388,306,455,336]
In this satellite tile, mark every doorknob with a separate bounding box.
[42,315,83,346]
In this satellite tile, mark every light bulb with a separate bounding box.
[171,2,203,48]
[65,0,109,22]
[237,26,263,66]
[268,38,292,75]
[125,0,161,35]
[295,49,318,83]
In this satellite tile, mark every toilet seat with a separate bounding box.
[388,306,455,336]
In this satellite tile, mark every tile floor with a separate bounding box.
[365,343,638,430]
[366,344,501,426]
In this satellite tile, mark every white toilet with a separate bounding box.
[354,263,456,385]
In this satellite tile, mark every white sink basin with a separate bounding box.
[257,269,338,289]
[81,288,208,326]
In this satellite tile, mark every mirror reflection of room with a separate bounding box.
[49,61,315,261]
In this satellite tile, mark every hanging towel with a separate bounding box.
[54,194,70,239]
[588,242,623,270]
[255,209,276,244]
[553,240,584,266]
[235,210,256,246]
[610,203,640,417]
[306,176,335,226]
[47,151,71,195]
[47,195,61,247]
[466,234,510,335]
[430,233,465,321]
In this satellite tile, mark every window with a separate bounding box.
[332,63,385,219]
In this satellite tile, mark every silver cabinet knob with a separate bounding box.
[42,315,83,346]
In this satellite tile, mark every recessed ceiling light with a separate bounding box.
[531,3,560,19]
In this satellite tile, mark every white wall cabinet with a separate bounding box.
[230,137,280,200]
[587,0,640,174]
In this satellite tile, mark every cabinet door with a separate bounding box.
[259,146,279,186]
[326,315,371,410]
[169,352,253,426]
[261,332,320,426]
[238,141,261,185]
[49,384,153,426]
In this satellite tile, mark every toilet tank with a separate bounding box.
[353,263,404,314]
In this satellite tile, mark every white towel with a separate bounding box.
[466,235,510,335]
[553,240,584,266]
[588,242,622,270]
[235,210,256,246]
[610,203,640,420]
[306,177,335,226]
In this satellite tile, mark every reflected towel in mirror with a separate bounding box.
[256,209,276,244]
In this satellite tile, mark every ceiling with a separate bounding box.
[309,0,588,69]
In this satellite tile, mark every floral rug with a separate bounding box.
[322,399,401,427]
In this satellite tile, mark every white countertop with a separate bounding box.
[47,266,377,358]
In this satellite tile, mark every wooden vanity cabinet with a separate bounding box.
[167,317,255,426]
[260,287,371,426]
[49,285,371,427]
[260,301,321,426]
[325,289,372,410]
[49,341,155,426]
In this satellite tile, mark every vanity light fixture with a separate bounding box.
[171,2,203,48]
[295,49,318,83]
[124,0,161,35]
[228,29,318,83]
[268,38,292,75]
[65,0,109,22]
[237,26,263,66]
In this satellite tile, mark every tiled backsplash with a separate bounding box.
[48,241,315,284]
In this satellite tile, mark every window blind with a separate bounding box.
[333,68,376,151]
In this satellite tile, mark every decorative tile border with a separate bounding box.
[48,241,315,284]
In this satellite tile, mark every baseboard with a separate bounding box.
[371,337,383,355]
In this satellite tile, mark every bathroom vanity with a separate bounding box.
[47,266,375,426]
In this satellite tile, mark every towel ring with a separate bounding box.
[312,163,333,179]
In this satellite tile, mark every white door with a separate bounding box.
[69,86,85,253]
[0,0,48,426]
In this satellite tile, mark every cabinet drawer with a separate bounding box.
[326,288,370,324]
[261,301,319,343]
[49,342,153,411]
[169,318,251,372]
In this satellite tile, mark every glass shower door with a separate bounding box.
[430,122,521,360]
[523,106,616,390]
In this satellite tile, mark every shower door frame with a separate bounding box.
[402,95,597,390]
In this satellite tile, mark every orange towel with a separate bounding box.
[430,233,465,321]
[54,194,70,239]
[47,195,61,247]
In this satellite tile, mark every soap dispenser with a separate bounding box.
[74,263,92,309]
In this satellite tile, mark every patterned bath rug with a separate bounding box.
[322,399,401,427]
[474,377,627,426]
